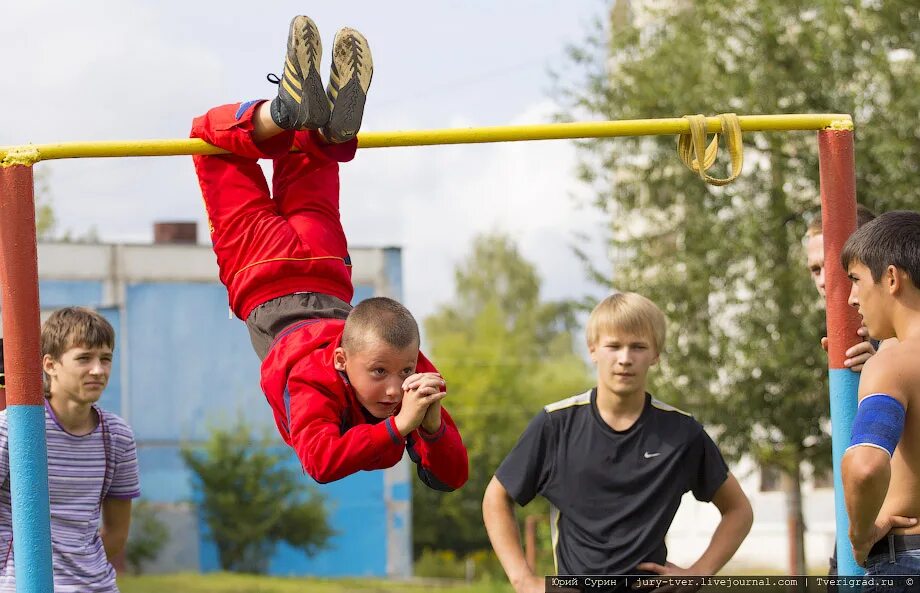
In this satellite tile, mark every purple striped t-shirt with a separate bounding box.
[0,402,140,593]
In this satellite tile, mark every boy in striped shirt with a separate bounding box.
[0,307,140,592]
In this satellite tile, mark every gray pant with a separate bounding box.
[245,293,351,361]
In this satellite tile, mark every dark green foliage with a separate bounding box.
[559,0,919,474]
[181,423,334,573]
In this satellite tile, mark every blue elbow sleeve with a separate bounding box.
[848,394,906,457]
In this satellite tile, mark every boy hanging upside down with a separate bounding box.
[190,16,468,490]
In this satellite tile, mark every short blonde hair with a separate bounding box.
[586,292,667,353]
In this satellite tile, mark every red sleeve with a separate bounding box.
[287,372,406,483]
[409,407,469,491]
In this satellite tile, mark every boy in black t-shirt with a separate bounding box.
[483,292,753,593]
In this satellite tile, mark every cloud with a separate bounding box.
[1,0,226,241]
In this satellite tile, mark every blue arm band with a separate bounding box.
[847,393,906,457]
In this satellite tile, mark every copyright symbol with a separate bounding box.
[907,578,914,586]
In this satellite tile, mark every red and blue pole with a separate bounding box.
[0,163,53,593]
[817,129,863,578]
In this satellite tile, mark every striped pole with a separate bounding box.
[817,130,863,578]
[0,164,53,593]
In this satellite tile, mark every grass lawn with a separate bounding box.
[118,573,515,593]
[118,567,810,593]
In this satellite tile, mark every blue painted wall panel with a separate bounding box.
[136,447,192,503]
[353,283,374,305]
[39,280,103,309]
[295,467,388,576]
[390,483,410,502]
[124,283,272,441]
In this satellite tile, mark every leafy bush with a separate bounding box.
[181,422,334,573]
[414,548,523,582]
[124,500,169,575]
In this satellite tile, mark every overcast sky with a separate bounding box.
[1,0,611,326]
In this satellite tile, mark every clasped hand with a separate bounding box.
[394,372,446,436]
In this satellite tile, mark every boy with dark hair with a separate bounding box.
[0,307,140,593]
[483,292,752,593]
[840,211,920,590]
[190,16,468,489]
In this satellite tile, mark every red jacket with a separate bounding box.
[260,318,468,489]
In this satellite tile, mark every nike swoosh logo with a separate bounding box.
[644,452,661,458]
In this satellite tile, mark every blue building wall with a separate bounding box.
[39,280,105,309]
[37,275,397,577]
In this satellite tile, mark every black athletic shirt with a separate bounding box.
[495,389,729,575]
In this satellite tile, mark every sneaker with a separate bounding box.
[268,15,330,130]
[322,28,373,143]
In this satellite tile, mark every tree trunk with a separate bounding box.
[784,467,807,577]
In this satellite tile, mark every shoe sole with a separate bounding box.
[285,16,330,129]
[326,28,373,142]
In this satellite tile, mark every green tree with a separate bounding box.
[124,500,170,575]
[413,233,591,557]
[34,167,56,239]
[559,0,918,573]
[181,422,334,573]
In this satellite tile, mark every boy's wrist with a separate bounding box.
[393,414,415,438]
[849,524,873,545]
[383,417,406,445]
[509,567,536,589]
[688,561,714,576]
[420,414,442,435]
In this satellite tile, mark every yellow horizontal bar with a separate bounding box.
[360,114,853,148]
[1,114,852,164]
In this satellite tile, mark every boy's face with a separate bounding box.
[43,344,113,405]
[806,233,826,298]
[847,260,895,340]
[589,330,659,400]
[334,337,419,419]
